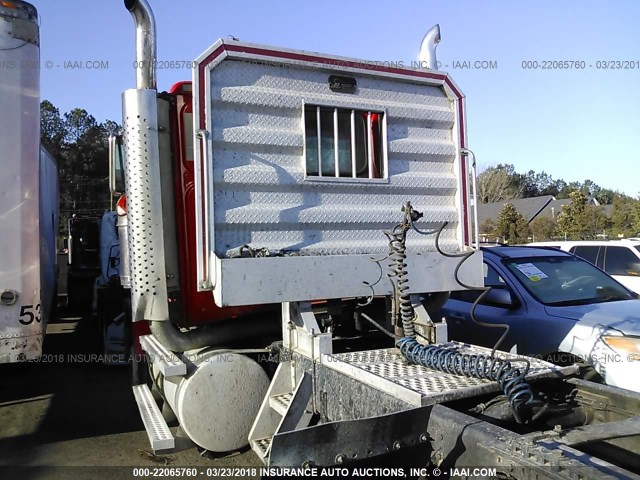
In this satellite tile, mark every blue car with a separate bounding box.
[438,246,640,392]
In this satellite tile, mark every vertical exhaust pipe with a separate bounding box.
[122,0,170,323]
[124,0,156,89]
[122,0,276,351]
[418,24,441,70]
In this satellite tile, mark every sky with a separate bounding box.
[35,0,640,197]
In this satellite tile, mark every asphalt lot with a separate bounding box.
[0,305,260,480]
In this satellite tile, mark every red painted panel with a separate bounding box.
[169,82,264,326]
[133,320,151,356]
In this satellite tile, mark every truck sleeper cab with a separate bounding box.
[116,1,640,475]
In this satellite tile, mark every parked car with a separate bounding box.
[438,246,640,392]
[528,240,640,294]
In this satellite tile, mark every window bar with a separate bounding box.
[334,108,339,178]
[367,111,373,179]
[350,110,356,178]
[316,106,322,177]
[381,112,387,179]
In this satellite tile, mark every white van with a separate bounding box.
[528,240,640,294]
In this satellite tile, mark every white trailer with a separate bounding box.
[0,1,58,363]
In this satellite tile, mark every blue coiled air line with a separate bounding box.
[397,337,535,423]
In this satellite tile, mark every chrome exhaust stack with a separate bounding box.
[124,0,156,89]
[122,0,169,323]
[418,24,441,70]
[122,0,262,352]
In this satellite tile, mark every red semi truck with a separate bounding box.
[112,0,640,475]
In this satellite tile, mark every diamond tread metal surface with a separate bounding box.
[208,60,463,258]
[323,343,572,406]
[253,437,272,457]
[269,393,293,416]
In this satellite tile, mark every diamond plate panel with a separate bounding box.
[218,204,458,225]
[387,139,457,156]
[212,106,302,130]
[325,345,568,405]
[216,228,460,257]
[215,64,452,101]
[208,60,464,258]
[213,126,302,148]
[212,150,457,175]
[215,165,458,189]
[215,85,456,125]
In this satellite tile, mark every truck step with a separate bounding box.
[132,384,175,452]
[139,334,186,377]
[252,437,272,458]
[268,392,293,416]
[249,362,293,463]
[249,364,313,465]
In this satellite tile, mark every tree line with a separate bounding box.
[476,163,622,205]
[478,165,640,243]
[40,100,119,244]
